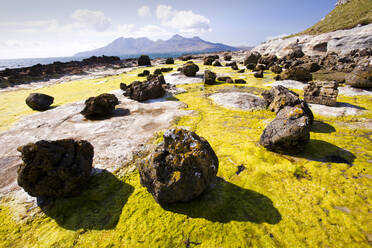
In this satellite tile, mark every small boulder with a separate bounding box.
[81,93,119,119]
[124,76,165,101]
[165,57,174,64]
[260,105,311,153]
[270,65,282,74]
[231,64,239,70]
[244,51,261,65]
[216,76,232,82]
[138,128,219,204]
[234,79,246,84]
[138,70,150,77]
[212,60,222,66]
[262,85,313,124]
[237,69,245,73]
[153,68,162,75]
[304,81,338,106]
[246,63,256,70]
[280,66,312,82]
[254,70,264,78]
[203,56,215,65]
[120,83,127,91]
[224,54,232,61]
[204,70,217,85]
[17,139,94,198]
[138,55,151,66]
[226,78,234,84]
[182,62,200,77]
[25,93,54,111]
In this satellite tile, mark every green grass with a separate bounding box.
[291,0,372,36]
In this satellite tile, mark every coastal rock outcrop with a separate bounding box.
[25,93,54,111]
[81,93,119,119]
[124,76,165,101]
[138,128,219,204]
[304,81,339,106]
[259,105,311,153]
[182,62,199,77]
[17,139,94,198]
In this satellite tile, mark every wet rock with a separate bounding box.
[254,70,264,78]
[138,70,150,77]
[17,139,94,198]
[212,60,222,66]
[262,85,314,124]
[204,70,217,85]
[25,93,54,111]
[345,65,372,89]
[182,62,199,77]
[138,128,218,204]
[270,65,283,74]
[165,57,174,64]
[304,81,338,106]
[124,76,165,101]
[81,93,119,119]
[280,66,312,82]
[244,51,261,65]
[260,105,311,153]
[138,55,151,66]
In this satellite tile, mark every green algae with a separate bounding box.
[0,63,372,247]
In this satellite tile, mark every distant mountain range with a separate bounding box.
[74,35,243,57]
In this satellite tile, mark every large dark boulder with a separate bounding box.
[124,76,165,101]
[138,55,151,66]
[212,60,222,67]
[262,85,313,124]
[258,55,278,66]
[244,51,261,65]
[259,105,311,153]
[165,57,174,64]
[204,70,217,85]
[182,62,199,77]
[80,93,119,119]
[138,128,218,204]
[25,93,54,111]
[203,57,215,65]
[280,66,313,82]
[345,65,372,89]
[17,139,94,198]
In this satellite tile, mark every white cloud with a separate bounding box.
[117,24,172,38]
[71,9,112,32]
[138,6,151,17]
[156,5,211,34]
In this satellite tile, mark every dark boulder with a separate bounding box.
[120,83,127,91]
[262,85,313,124]
[17,139,94,198]
[81,93,119,119]
[244,51,261,65]
[303,62,321,73]
[237,69,245,73]
[161,67,173,73]
[138,70,150,77]
[203,56,215,65]
[246,63,256,70]
[226,78,234,84]
[234,79,246,84]
[124,76,165,101]
[231,64,239,70]
[224,54,232,61]
[226,61,237,67]
[138,128,218,204]
[270,65,283,74]
[212,60,222,66]
[280,66,312,82]
[217,76,232,82]
[182,62,199,77]
[259,105,311,153]
[254,70,264,78]
[138,55,151,66]
[165,57,174,64]
[258,55,278,66]
[204,70,217,85]
[25,93,54,111]
[345,65,372,89]
[154,69,162,75]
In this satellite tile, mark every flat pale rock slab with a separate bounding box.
[265,80,307,90]
[0,90,189,194]
[309,102,366,117]
[209,92,266,110]
[164,72,203,85]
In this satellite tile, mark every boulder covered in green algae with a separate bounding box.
[81,93,119,119]
[138,128,219,204]
[262,85,314,124]
[259,105,311,153]
[17,139,94,198]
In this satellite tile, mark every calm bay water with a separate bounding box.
[0,52,195,70]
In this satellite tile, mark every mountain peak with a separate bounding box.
[170,34,184,40]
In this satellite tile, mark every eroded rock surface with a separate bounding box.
[17,139,93,198]
[138,128,218,204]
[304,81,339,106]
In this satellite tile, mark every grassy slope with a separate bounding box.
[294,0,372,36]
[0,64,372,247]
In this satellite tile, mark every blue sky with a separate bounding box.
[0,0,335,59]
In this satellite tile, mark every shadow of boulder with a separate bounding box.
[337,102,366,110]
[40,170,133,230]
[162,178,281,224]
[297,139,356,165]
[85,108,130,120]
[310,120,336,133]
